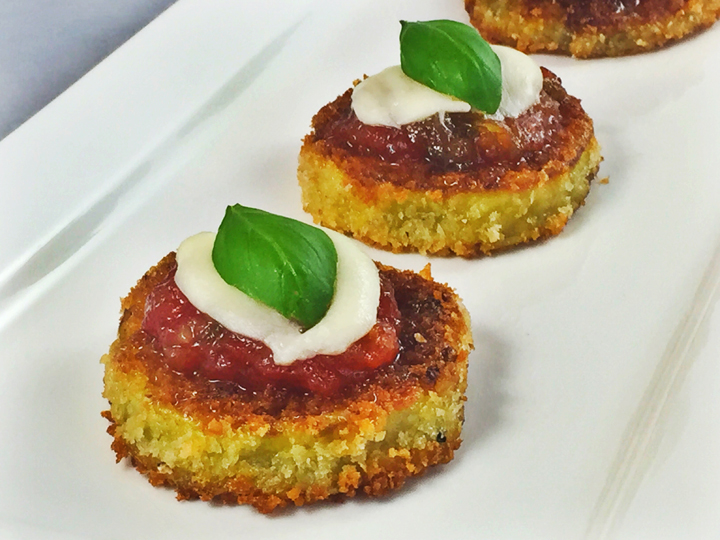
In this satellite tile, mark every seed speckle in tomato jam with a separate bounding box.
[142,264,401,397]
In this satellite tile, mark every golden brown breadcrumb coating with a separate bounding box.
[465,0,720,57]
[298,69,601,257]
[102,255,473,513]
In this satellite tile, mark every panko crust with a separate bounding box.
[465,0,720,57]
[298,70,601,257]
[102,255,473,513]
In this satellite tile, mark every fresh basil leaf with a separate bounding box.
[211,204,338,330]
[399,19,502,114]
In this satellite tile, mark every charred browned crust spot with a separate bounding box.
[101,254,473,512]
[465,0,720,57]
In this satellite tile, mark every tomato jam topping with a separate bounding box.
[309,69,588,193]
[316,80,561,172]
[141,265,401,397]
[526,0,686,30]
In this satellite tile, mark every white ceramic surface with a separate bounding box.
[0,0,719,538]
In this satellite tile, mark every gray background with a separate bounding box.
[0,0,178,140]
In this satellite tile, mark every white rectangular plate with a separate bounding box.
[1,0,719,538]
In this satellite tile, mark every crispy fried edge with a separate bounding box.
[297,71,601,256]
[101,257,473,513]
[298,137,601,256]
[465,0,720,57]
[102,408,460,513]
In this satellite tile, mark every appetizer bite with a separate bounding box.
[101,205,473,513]
[465,0,720,57]
[298,20,601,257]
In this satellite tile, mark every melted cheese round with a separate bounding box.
[488,45,543,119]
[174,230,380,366]
[351,45,542,126]
[351,66,471,127]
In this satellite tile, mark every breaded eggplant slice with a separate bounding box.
[102,254,472,513]
[298,69,601,257]
[465,0,720,58]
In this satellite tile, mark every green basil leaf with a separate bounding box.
[211,204,338,330]
[399,19,502,114]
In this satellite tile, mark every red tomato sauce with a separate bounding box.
[141,266,401,397]
[315,88,563,175]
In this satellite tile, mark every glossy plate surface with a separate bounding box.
[1,0,719,538]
